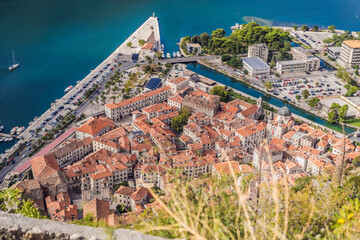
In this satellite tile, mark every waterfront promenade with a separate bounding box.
[0,16,161,182]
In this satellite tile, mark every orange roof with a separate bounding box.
[141,42,154,50]
[343,40,360,49]
[90,170,113,180]
[269,137,286,147]
[31,154,60,179]
[240,105,258,118]
[236,122,266,138]
[168,77,188,84]
[213,161,240,176]
[168,95,183,104]
[77,116,114,136]
[131,186,149,202]
[105,86,171,109]
[115,186,135,196]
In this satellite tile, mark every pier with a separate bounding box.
[0,133,17,139]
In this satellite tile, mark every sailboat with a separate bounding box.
[9,50,19,71]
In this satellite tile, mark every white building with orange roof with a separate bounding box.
[140,42,155,57]
[142,102,174,121]
[168,94,183,109]
[51,137,93,168]
[339,40,360,68]
[166,76,190,94]
[306,156,326,176]
[76,116,115,140]
[236,122,267,149]
[105,86,171,121]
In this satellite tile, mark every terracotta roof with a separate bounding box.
[213,161,240,176]
[131,187,149,201]
[31,154,60,179]
[90,170,113,180]
[240,105,258,118]
[115,186,135,196]
[168,77,188,84]
[168,95,183,104]
[141,42,154,50]
[77,116,114,136]
[236,122,266,137]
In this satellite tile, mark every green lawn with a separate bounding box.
[345,118,360,127]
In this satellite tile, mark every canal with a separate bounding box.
[187,63,356,134]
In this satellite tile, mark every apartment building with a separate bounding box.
[248,43,269,62]
[339,40,360,68]
[51,137,93,168]
[105,86,172,121]
[76,117,115,140]
[182,95,219,117]
[276,60,307,74]
[166,77,190,94]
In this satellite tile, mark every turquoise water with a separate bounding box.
[187,63,355,134]
[0,0,359,153]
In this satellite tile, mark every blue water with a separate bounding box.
[1,0,359,153]
[187,63,355,134]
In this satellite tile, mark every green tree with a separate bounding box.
[221,54,231,62]
[302,89,310,99]
[0,188,42,219]
[264,81,273,91]
[353,156,360,167]
[301,25,309,31]
[127,42,132,47]
[210,86,229,101]
[270,60,276,69]
[328,25,336,33]
[313,25,319,32]
[211,28,226,38]
[308,97,319,108]
[199,32,210,47]
[293,25,298,30]
[328,110,337,123]
[171,107,191,133]
[339,104,349,122]
[138,39,146,46]
[296,95,301,101]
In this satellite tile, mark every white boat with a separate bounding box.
[64,86,73,93]
[0,137,5,142]
[0,125,3,132]
[161,44,164,52]
[16,127,25,134]
[4,138,9,142]
[161,53,165,58]
[8,137,13,142]
[9,50,20,71]
[173,52,177,58]
[166,53,171,58]
[10,127,18,135]
[176,51,181,58]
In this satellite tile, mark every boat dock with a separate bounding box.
[0,133,17,139]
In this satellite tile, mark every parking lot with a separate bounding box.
[293,31,334,49]
[271,74,348,103]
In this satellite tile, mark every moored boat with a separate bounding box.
[64,86,73,93]
[166,53,171,58]
[10,127,18,135]
[173,52,177,58]
[16,127,25,134]
[176,51,181,57]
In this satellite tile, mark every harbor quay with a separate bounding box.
[0,15,162,182]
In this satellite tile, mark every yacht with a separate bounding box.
[8,137,13,142]
[10,127,18,135]
[0,125,3,132]
[9,50,20,71]
[16,127,25,134]
[166,53,171,58]
[161,53,165,58]
[173,52,177,58]
[176,51,181,58]
[0,137,5,142]
[64,86,73,93]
